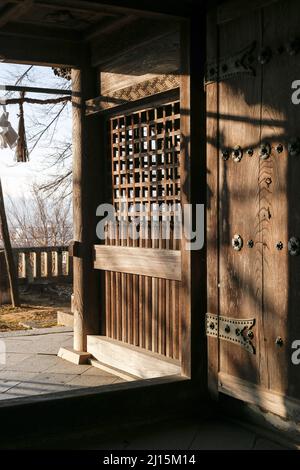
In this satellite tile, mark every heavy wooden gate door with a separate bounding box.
[92,97,183,377]
[207,0,300,416]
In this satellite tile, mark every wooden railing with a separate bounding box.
[12,246,73,284]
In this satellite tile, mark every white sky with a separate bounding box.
[0,63,72,199]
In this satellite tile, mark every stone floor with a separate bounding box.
[0,327,124,400]
[0,328,292,449]
[57,417,290,450]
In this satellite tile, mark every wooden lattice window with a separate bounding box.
[110,100,180,222]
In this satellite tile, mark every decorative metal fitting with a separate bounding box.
[276,241,284,251]
[206,314,255,354]
[232,234,243,251]
[258,47,272,65]
[232,145,243,162]
[247,148,254,156]
[205,41,256,85]
[276,144,284,153]
[209,322,215,330]
[288,236,300,256]
[247,330,254,340]
[265,177,272,186]
[259,142,271,160]
[275,336,284,347]
[221,148,230,161]
[286,37,300,56]
[288,138,300,156]
[247,239,254,248]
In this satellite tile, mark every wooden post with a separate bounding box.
[57,249,63,277]
[0,178,20,307]
[35,251,42,279]
[180,13,207,381]
[72,61,102,352]
[46,250,52,278]
[25,252,33,284]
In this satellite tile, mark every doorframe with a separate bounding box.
[206,10,220,396]
[180,12,207,381]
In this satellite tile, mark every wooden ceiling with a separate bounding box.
[0,0,197,66]
[0,1,141,42]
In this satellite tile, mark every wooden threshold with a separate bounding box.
[87,335,182,379]
[93,245,181,280]
[0,374,201,449]
[219,372,300,420]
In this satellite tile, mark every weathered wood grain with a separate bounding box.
[206,9,219,397]
[218,9,263,386]
[94,245,181,281]
[260,0,300,397]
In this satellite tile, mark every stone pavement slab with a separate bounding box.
[0,329,125,400]
[72,417,288,450]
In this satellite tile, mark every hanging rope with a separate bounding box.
[15,92,29,163]
[0,94,71,159]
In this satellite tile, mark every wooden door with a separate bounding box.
[207,0,300,416]
[94,98,182,362]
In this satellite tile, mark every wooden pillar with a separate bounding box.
[180,11,207,382]
[72,62,102,352]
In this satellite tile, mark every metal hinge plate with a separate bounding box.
[205,41,257,85]
[206,313,256,354]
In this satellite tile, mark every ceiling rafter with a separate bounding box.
[7,0,187,20]
[84,14,136,42]
[7,0,118,17]
[0,0,33,29]
[0,22,82,42]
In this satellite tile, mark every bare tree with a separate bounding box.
[0,64,72,200]
[6,185,72,247]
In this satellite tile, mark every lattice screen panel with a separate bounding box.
[105,100,181,360]
[111,101,180,221]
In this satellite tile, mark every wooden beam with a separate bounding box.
[84,14,136,42]
[94,245,181,281]
[32,0,189,20]
[86,75,180,115]
[0,0,33,29]
[8,0,118,16]
[180,14,207,380]
[0,22,83,42]
[91,20,179,66]
[87,335,181,379]
[0,84,72,96]
[218,372,300,420]
[0,31,85,66]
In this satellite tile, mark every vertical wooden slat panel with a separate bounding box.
[145,223,152,351]
[105,224,111,337]
[109,224,116,339]
[120,222,127,342]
